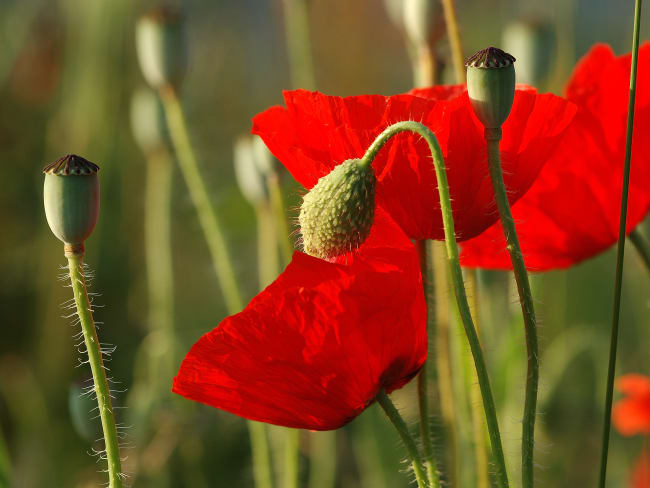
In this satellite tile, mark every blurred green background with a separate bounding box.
[0,0,649,486]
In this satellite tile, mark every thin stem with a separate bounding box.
[599,1,643,485]
[415,240,441,488]
[376,389,428,488]
[440,0,465,83]
[144,148,175,384]
[284,429,300,488]
[256,203,280,288]
[484,128,538,488]
[249,422,275,488]
[267,172,293,266]
[412,43,436,88]
[67,251,122,488]
[629,228,650,275]
[158,85,244,313]
[308,431,336,488]
[465,268,489,488]
[361,121,509,487]
[282,0,316,90]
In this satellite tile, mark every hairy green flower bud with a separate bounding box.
[299,159,376,260]
[465,47,516,129]
[43,155,100,248]
[136,7,187,90]
[130,87,168,155]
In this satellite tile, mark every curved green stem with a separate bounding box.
[484,127,538,488]
[158,85,244,313]
[376,390,428,488]
[361,121,509,487]
[629,228,650,276]
[67,250,122,488]
[415,240,441,488]
[599,1,643,485]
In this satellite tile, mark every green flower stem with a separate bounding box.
[484,127,538,488]
[361,121,509,487]
[376,389,428,488]
[256,203,281,288]
[440,0,465,84]
[158,85,244,313]
[249,421,275,488]
[415,240,441,488]
[308,431,336,488]
[465,268,489,488]
[158,86,275,488]
[282,0,316,90]
[412,43,436,88]
[599,0,643,485]
[629,228,650,275]
[66,250,122,488]
[144,148,175,383]
[284,429,300,488]
[267,172,293,266]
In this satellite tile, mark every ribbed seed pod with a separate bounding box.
[465,47,516,129]
[299,159,376,260]
[135,7,187,90]
[43,154,100,247]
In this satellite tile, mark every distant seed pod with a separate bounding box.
[130,87,168,155]
[233,136,274,206]
[135,7,187,90]
[403,0,436,47]
[502,19,554,86]
[43,154,100,247]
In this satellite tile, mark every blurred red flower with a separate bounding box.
[172,209,427,430]
[460,44,650,270]
[252,86,575,242]
[613,374,650,436]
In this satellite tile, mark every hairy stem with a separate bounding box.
[376,389,428,488]
[67,251,122,488]
[361,121,509,487]
[416,240,441,488]
[485,128,538,488]
[599,0,644,485]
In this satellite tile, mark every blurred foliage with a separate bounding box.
[0,0,649,486]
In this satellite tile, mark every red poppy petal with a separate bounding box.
[172,208,427,430]
[613,399,650,436]
[253,88,575,242]
[631,449,650,488]
[460,45,650,271]
[618,375,650,397]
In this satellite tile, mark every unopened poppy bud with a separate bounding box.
[136,7,187,90]
[43,155,100,250]
[233,136,274,206]
[502,20,553,85]
[465,47,516,129]
[299,159,376,260]
[130,87,168,155]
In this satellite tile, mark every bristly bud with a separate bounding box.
[136,7,187,90]
[43,155,100,249]
[130,87,169,155]
[465,47,516,129]
[299,159,376,260]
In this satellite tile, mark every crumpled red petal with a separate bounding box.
[252,88,575,241]
[613,374,650,437]
[460,43,650,270]
[172,208,427,430]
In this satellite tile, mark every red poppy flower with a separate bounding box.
[172,208,427,430]
[630,449,650,488]
[613,374,650,437]
[460,44,650,270]
[252,86,575,242]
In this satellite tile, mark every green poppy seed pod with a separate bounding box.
[403,0,436,47]
[130,87,168,155]
[299,159,376,260]
[43,155,100,251]
[465,47,516,129]
[135,7,187,90]
[233,136,274,206]
[502,20,554,86]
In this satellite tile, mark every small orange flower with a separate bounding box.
[613,374,650,436]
